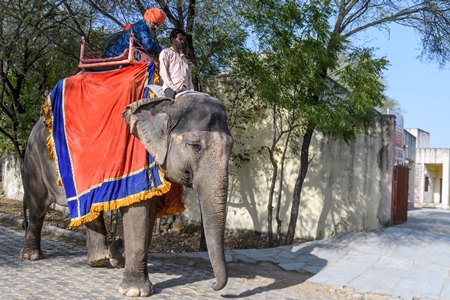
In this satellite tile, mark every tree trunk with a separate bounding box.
[185,0,199,91]
[285,128,314,245]
[267,148,277,247]
[267,105,279,247]
[276,130,291,245]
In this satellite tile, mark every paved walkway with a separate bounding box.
[1,208,450,299]
[170,208,450,299]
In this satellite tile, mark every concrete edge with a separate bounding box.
[0,212,86,241]
[395,223,450,234]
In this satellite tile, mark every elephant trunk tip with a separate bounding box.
[212,277,228,291]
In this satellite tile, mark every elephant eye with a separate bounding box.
[187,143,202,153]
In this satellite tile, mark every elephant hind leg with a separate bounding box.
[109,238,125,268]
[21,223,45,260]
[85,212,110,267]
[20,199,47,260]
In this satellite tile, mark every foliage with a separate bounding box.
[0,0,71,158]
[0,0,126,159]
[187,1,248,78]
[225,0,450,245]
[228,0,389,245]
[375,96,405,115]
[203,75,267,169]
[334,0,450,68]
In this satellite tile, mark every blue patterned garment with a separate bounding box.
[103,20,162,57]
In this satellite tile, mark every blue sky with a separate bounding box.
[363,24,450,148]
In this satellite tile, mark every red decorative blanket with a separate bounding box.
[44,63,184,227]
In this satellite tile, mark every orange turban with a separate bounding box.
[144,8,166,25]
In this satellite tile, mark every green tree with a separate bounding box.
[376,96,405,115]
[235,0,387,246]
[232,0,450,245]
[0,0,105,160]
[286,0,450,245]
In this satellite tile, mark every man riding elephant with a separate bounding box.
[103,8,166,58]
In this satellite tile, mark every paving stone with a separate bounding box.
[347,272,398,295]
[277,262,305,271]
[3,209,450,299]
[233,253,256,263]
[302,265,323,274]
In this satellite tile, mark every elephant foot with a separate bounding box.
[119,276,154,297]
[87,249,110,267]
[109,238,125,268]
[20,247,44,260]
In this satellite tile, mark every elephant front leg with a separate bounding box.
[118,199,155,297]
[85,213,110,267]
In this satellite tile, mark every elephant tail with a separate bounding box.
[22,197,28,230]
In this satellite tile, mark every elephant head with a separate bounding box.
[122,92,233,291]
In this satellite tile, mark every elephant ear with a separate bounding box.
[122,97,173,166]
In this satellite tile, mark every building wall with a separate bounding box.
[403,130,416,208]
[406,128,430,148]
[182,115,396,240]
[414,163,424,207]
[414,148,450,208]
[1,154,23,200]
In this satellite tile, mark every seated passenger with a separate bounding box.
[103,8,166,58]
[159,29,194,98]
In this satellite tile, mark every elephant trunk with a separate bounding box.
[195,170,229,291]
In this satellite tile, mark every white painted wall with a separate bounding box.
[414,147,450,208]
[406,128,430,148]
[1,155,23,200]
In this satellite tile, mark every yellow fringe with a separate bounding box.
[43,99,54,160]
[156,206,186,218]
[155,184,185,218]
[45,135,54,160]
[149,62,160,98]
[69,170,172,228]
[69,212,100,228]
[43,96,63,186]
[42,98,52,131]
[153,61,160,85]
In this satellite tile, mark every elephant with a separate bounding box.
[20,92,234,297]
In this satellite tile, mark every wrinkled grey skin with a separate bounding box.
[20,93,233,297]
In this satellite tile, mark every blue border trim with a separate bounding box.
[50,79,77,198]
[143,62,155,98]
[49,63,162,220]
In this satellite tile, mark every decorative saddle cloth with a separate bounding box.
[43,63,184,227]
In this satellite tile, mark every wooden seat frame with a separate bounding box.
[78,33,155,71]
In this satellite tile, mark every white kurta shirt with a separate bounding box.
[159,47,194,92]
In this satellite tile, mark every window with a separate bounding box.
[424,176,429,192]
